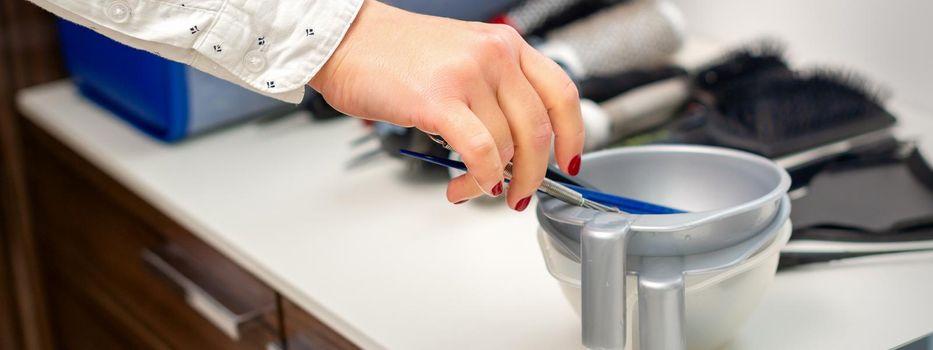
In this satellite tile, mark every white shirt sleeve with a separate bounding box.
[27,0,364,103]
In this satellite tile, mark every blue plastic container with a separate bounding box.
[57,20,289,142]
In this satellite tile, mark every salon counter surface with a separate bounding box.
[16,80,933,349]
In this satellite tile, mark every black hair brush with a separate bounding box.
[617,40,899,190]
[686,40,899,169]
[706,68,896,159]
[694,39,792,98]
[615,40,794,148]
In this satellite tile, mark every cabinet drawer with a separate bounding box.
[44,246,171,350]
[24,121,282,349]
[282,298,360,350]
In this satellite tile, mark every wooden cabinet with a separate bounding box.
[21,118,358,349]
[282,299,359,350]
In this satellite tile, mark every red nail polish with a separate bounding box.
[515,196,532,212]
[454,199,468,205]
[568,154,581,176]
[491,182,503,196]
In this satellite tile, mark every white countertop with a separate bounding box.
[17,79,933,350]
[17,81,581,349]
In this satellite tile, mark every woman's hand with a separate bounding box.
[309,0,584,211]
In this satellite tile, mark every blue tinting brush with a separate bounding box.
[399,149,685,215]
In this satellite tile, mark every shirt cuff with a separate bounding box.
[190,0,364,103]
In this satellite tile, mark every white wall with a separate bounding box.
[671,0,933,115]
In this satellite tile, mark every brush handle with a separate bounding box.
[600,76,690,138]
[398,149,685,214]
[580,77,690,151]
[579,66,687,103]
[563,183,685,214]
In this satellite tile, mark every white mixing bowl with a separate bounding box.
[537,221,791,350]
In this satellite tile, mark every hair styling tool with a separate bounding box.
[403,148,616,212]
[495,0,624,36]
[706,68,896,160]
[579,66,687,103]
[694,40,792,101]
[610,41,793,147]
[386,0,522,21]
[346,122,451,178]
[909,145,933,190]
[524,0,628,37]
[779,242,933,270]
[623,41,898,175]
[424,134,685,213]
[495,0,587,35]
[249,87,338,123]
[692,40,897,160]
[779,141,933,269]
[305,89,343,120]
[536,0,685,79]
[633,40,791,144]
[399,148,685,214]
[581,75,691,151]
[428,132,595,188]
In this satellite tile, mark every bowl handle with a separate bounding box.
[581,213,634,350]
[637,256,686,350]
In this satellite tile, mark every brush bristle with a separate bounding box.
[696,38,790,93]
[714,68,891,143]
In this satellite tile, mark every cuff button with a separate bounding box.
[244,50,267,73]
[106,1,132,23]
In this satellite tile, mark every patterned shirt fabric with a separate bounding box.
[28,0,364,103]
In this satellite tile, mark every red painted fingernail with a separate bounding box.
[514,196,532,212]
[454,199,468,205]
[489,14,519,33]
[569,154,581,176]
[491,182,503,196]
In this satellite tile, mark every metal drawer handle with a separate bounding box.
[142,248,266,340]
[267,335,317,350]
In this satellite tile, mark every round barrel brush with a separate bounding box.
[536,0,686,79]
[496,0,624,36]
